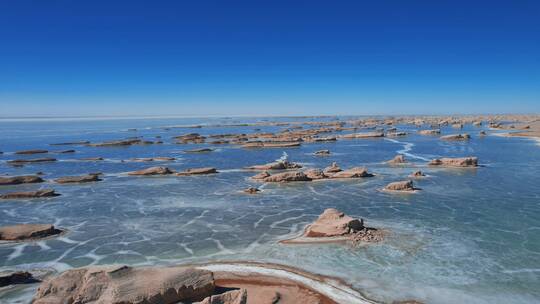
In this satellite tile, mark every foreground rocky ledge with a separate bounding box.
[32,262,373,304]
[282,208,384,245]
[0,224,63,241]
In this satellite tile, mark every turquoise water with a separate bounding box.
[0,117,539,303]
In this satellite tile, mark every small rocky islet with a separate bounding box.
[1,115,538,303]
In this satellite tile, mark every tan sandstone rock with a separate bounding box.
[33,265,215,304]
[263,171,311,183]
[0,175,44,186]
[0,189,60,199]
[429,157,478,167]
[0,224,63,241]
[128,166,174,176]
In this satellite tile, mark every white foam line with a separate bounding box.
[7,243,28,261]
[384,138,429,161]
[198,264,374,304]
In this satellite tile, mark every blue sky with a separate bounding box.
[0,0,538,117]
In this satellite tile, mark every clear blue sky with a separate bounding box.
[0,0,538,117]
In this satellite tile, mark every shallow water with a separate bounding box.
[0,117,539,303]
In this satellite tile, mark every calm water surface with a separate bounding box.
[0,117,539,303]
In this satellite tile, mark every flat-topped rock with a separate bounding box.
[384,180,417,192]
[263,171,311,182]
[429,157,478,167]
[330,167,373,178]
[130,157,176,162]
[0,224,63,241]
[418,129,441,135]
[7,158,57,165]
[246,160,302,170]
[0,189,60,199]
[57,149,75,154]
[0,175,44,186]
[176,167,218,176]
[128,166,174,176]
[87,139,143,147]
[55,174,102,184]
[440,133,471,141]
[33,265,215,304]
[340,131,384,139]
[242,142,301,148]
[15,149,48,155]
[387,154,406,164]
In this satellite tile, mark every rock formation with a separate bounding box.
[0,224,63,241]
[55,174,102,184]
[7,158,57,165]
[330,167,373,178]
[176,168,218,176]
[127,166,174,176]
[0,189,60,199]
[246,161,301,170]
[0,271,39,287]
[384,180,417,192]
[314,149,330,155]
[243,187,260,194]
[429,157,478,167]
[387,154,406,164]
[418,129,441,135]
[250,171,271,180]
[15,149,48,155]
[283,208,384,244]
[440,134,471,141]
[32,265,215,304]
[409,170,426,178]
[0,175,44,186]
[263,171,311,182]
[323,162,341,174]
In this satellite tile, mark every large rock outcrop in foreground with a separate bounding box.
[0,224,63,241]
[33,265,215,304]
[429,157,478,167]
[283,208,384,244]
[0,189,60,199]
[32,263,343,304]
[128,166,174,176]
[0,175,43,186]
